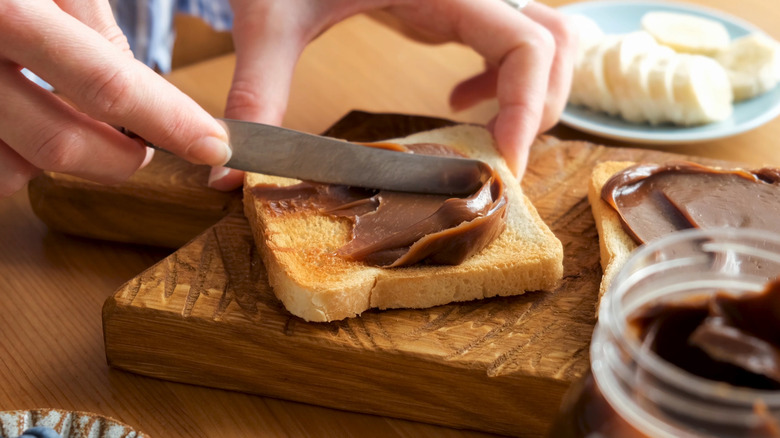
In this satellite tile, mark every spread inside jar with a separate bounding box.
[601,161,780,245]
[629,277,780,390]
[249,142,507,268]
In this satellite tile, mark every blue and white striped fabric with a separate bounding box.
[110,0,234,73]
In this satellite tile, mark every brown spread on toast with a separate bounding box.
[601,161,780,244]
[249,142,507,267]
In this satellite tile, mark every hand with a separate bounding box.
[209,0,576,189]
[381,0,578,177]
[0,0,232,198]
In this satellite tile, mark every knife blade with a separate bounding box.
[124,118,489,195]
[217,118,487,195]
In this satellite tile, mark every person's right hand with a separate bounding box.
[0,0,232,198]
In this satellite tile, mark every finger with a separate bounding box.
[0,140,40,198]
[225,8,305,124]
[449,67,498,111]
[522,2,578,132]
[207,166,245,191]
[221,0,400,190]
[453,2,556,177]
[46,0,153,172]
[492,33,554,180]
[389,0,556,176]
[218,6,306,191]
[450,4,578,125]
[1,1,230,167]
[54,0,133,55]
[225,0,398,123]
[0,63,148,184]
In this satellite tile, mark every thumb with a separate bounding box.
[212,36,299,189]
[224,14,305,124]
[213,10,306,190]
[224,0,399,123]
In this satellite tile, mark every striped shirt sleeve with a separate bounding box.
[110,0,234,73]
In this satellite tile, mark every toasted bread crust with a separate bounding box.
[243,125,564,322]
[587,161,639,312]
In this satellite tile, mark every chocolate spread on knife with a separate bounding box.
[629,277,780,391]
[249,142,507,268]
[601,161,780,244]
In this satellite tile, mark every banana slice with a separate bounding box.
[568,17,604,107]
[624,45,676,123]
[641,11,730,56]
[670,55,733,125]
[567,14,605,106]
[645,53,683,125]
[569,51,590,106]
[602,32,659,122]
[568,13,605,61]
[716,33,780,101]
[568,20,735,126]
[572,36,620,114]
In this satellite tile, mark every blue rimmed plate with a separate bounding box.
[558,0,780,144]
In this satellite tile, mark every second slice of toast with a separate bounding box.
[587,161,638,310]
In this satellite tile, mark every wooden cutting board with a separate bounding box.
[30,113,726,437]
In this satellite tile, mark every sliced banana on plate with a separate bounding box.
[641,11,730,56]
[573,36,620,115]
[625,46,676,124]
[567,14,606,107]
[567,9,780,126]
[569,13,605,58]
[602,32,659,123]
[716,33,780,101]
[645,53,684,124]
[671,55,733,125]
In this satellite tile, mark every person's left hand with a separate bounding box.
[208,0,577,190]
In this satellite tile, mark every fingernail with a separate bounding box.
[207,166,231,188]
[190,136,232,166]
[139,147,155,170]
[208,166,245,191]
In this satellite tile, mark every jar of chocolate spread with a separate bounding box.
[548,228,780,437]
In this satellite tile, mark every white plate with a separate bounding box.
[0,409,146,438]
[558,0,780,144]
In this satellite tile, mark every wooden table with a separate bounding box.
[2,1,780,437]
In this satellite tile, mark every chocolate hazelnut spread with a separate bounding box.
[249,142,507,268]
[629,277,780,391]
[601,161,780,244]
[550,277,780,438]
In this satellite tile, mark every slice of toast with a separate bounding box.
[587,161,638,310]
[243,124,564,322]
[590,160,780,311]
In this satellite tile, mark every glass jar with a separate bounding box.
[548,228,780,437]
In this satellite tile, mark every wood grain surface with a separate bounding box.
[28,153,241,248]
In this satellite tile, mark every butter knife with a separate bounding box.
[128,118,488,195]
